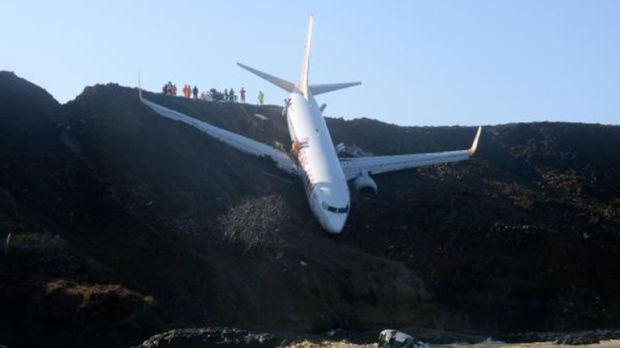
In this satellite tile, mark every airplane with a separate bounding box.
[138,16,482,234]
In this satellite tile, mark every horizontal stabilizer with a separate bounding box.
[309,82,361,96]
[237,63,296,92]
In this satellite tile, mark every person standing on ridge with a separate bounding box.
[257,90,264,105]
[163,81,173,95]
[240,87,246,103]
[224,89,229,102]
[171,84,177,96]
[229,88,235,102]
[193,86,199,99]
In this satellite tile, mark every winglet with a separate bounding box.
[137,71,143,101]
[467,126,482,155]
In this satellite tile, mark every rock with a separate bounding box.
[555,332,601,345]
[136,327,279,348]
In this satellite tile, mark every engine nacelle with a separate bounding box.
[353,171,378,194]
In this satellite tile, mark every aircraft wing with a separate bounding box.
[139,94,299,175]
[340,127,481,180]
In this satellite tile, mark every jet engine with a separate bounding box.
[353,171,378,194]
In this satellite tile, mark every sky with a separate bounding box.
[2,1,619,126]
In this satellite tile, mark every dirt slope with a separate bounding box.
[1,73,619,346]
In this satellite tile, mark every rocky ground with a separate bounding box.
[289,341,620,348]
[307,342,620,348]
[1,71,619,347]
[131,327,620,347]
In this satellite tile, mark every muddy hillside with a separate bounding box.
[1,71,619,347]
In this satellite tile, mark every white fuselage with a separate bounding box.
[286,90,350,233]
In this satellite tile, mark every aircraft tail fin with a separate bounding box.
[299,16,313,99]
[309,82,361,96]
[237,63,296,92]
[238,16,359,99]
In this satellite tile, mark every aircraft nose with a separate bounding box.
[323,213,347,234]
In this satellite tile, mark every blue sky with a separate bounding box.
[2,1,618,126]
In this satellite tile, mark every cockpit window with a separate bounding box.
[321,201,349,214]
